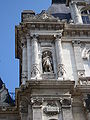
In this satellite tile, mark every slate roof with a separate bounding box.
[0,78,15,106]
[0,78,3,89]
[47,2,71,22]
[52,0,66,4]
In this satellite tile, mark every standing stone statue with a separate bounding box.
[42,51,53,72]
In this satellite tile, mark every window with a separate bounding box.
[81,9,90,24]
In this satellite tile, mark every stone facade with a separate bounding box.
[0,0,90,120]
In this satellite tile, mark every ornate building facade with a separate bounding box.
[0,0,90,120]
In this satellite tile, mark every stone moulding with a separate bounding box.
[25,80,75,89]
[79,77,90,85]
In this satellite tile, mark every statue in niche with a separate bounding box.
[42,51,53,73]
[82,47,90,60]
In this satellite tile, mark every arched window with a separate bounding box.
[81,9,90,24]
[42,51,54,73]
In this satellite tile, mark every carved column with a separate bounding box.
[21,37,27,85]
[69,2,83,24]
[72,41,85,78]
[26,34,31,80]
[55,33,66,80]
[61,97,74,120]
[19,100,28,120]
[27,104,33,120]
[31,34,41,79]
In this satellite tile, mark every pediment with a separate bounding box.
[22,10,60,22]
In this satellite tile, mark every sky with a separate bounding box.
[0,0,51,92]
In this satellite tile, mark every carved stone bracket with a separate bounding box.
[31,97,43,106]
[61,97,72,108]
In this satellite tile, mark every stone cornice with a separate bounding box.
[17,80,75,91]
[76,85,90,93]
[15,22,90,59]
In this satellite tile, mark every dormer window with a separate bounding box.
[81,9,90,24]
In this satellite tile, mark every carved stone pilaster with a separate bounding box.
[21,36,27,84]
[26,34,31,80]
[61,97,74,120]
[72,40,85,78]
[31,97,43,120]
[54,33,66,80]
[19,97,28,120]
[31,34,41,79]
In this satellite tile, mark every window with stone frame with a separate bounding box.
[81,9,90,24]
